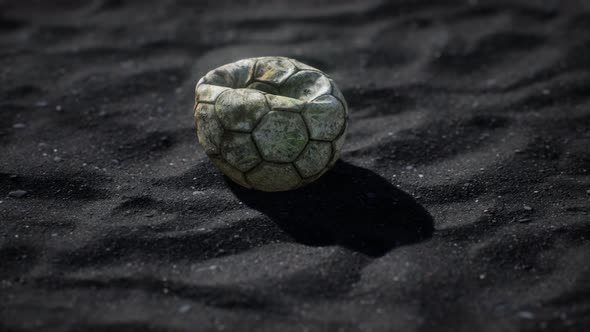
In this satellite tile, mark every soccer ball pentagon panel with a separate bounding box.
[194,56,348,192]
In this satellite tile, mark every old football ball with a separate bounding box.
[194,56,348,192]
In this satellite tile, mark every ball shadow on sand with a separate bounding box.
[229,161,434,257]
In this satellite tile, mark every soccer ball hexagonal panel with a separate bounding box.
[215,89,269,132]
[253,111,308,163]
[209,155,251,189]
[246,162,302,192]
[194,103,223,155]
[295,141,332,178]
[220,132,261,172]
[302,95,346,141]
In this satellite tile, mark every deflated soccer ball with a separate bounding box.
[194,56,348,192]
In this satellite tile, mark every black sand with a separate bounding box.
[1,1,589,331]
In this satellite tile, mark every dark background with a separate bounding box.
[1,0,589,331]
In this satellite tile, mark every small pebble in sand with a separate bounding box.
[35,101,48,107]
[0,200,4,204]
[12,123,26,129]
[517,218,532,223]
[523,205,533,211]
[179,304,191,313]
[517,311,535,319]
[55,105,63,112]
[8,190,27,198]
[586,189,590,194]
[53,156,63,162]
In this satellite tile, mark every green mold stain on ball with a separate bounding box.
[194,56,349,192]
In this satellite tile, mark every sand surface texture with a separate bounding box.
[1,1,589,331]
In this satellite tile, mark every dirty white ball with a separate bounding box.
[194,56,348,192]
